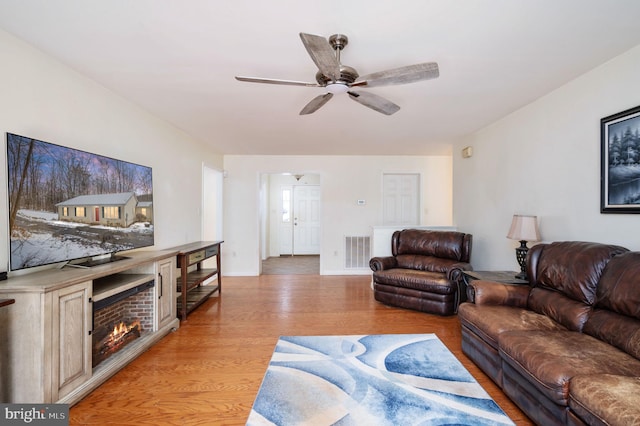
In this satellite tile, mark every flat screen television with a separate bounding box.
[6,133,154,271]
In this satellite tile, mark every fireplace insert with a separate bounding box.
[92,279,154,368]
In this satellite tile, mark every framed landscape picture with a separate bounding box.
[601,105,640,213]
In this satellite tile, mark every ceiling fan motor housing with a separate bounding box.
[315,65,359,85]
[314,34,358,86]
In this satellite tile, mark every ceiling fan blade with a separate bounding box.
[235,76,320,87]
[347,91,400,115]
[300,93,333,115]
[299,33,340,81]
[353,62,439,88]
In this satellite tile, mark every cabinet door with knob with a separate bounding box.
[51,280,93,401]
[157,257,176,330]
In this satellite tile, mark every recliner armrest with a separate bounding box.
[467,280,530,307]
[369,256,397,271]
[447,263,473,282]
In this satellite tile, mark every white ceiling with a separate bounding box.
[1,1,640,156]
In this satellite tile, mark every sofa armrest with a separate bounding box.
[467,280,530,307]
[369,256,397,272]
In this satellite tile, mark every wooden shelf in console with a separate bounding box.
[170,241,223,321]
[93,273,156,302]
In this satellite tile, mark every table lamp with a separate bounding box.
[507,214,540,280]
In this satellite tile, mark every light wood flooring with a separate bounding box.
[69,275,533,425]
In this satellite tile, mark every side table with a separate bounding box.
[462,270,529,286]
[172,241,223,321]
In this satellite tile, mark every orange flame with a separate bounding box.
[106,320,141,345]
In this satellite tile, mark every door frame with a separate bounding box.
[202,163,224,269]
[259,172,322,274]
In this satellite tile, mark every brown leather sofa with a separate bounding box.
[369,229,473,316]
[458,241,640,425]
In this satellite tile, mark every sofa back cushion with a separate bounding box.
[529,241,628,305]
[527,241,628,331]
[583,252,640,359]
[584,310,640,360]
[593,251,640,319]
[392,229,471,262]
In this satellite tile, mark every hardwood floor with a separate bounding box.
[69,275,534,425]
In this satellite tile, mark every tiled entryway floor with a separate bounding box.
[261,255,319,275]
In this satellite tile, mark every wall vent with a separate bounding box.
[344,236,371,269]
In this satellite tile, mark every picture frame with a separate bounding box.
[601,104,640,213]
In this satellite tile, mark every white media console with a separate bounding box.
[0,249,180,405]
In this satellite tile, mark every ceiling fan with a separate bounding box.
[235,33,439,116]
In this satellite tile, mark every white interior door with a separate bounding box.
[292,185,320,254]
[383,173,420,226]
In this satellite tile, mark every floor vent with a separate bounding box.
[345,236,371,269]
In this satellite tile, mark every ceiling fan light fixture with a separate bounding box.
[236,32,439,115]
[326,83,349,94]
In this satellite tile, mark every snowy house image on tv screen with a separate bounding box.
[56,192,153,227]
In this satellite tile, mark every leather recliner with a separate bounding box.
[369,229,473,316]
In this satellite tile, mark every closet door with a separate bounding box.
[383,173,419,226]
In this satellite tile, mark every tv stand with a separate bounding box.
[0,250,179,405]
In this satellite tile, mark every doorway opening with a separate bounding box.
[260,172,321,275]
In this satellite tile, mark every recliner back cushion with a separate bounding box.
[395,254,463,273]
[394,229,467,261]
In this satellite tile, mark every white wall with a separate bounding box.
[0,29,223,273]
[453,43,640,270]
[223,155,453,276]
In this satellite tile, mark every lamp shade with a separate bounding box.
[507,215,540,242]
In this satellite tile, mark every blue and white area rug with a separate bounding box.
[247,334,514,425]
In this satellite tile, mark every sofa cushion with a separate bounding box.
[528,287,593,332]
[569,374,640,426]
[532,241,628,305]
[372,269,455,295]
[499,330,640,405]
[526,241,629,332]
[583,310,640,360]
[581,252,640,359]
[458,304,566,350]
[394,229,468,261]
[595,251,640,319]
